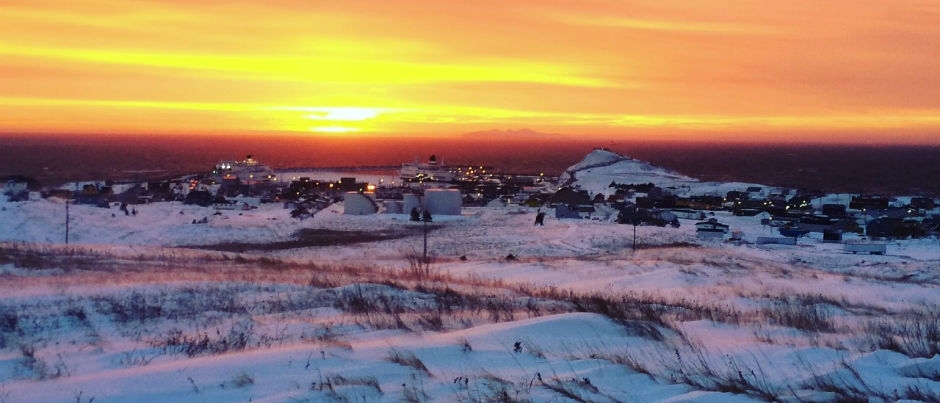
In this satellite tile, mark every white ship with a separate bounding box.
[399,155,455,182]
[214,154,275,184]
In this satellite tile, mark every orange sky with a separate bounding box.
[1,0,938,144]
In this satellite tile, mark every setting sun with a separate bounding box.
[0,0,937,144]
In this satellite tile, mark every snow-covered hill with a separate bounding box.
[562,148,776,198]
[561,148,691,183]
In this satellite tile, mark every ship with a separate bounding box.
[213,154,276,185]
[399,155,455,182]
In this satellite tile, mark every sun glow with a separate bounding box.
[305,107,380,122]
[294,107,384,134]
[311,126,360,133]
[0,1,936,143]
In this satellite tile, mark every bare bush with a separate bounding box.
[540,376,605,403]
[760,295,835,333]
[227,372,254,388]
[152,321,255,357]
[387,349,430,375]
[664,342,780,401]
[866,312,940,358]
[118,349,155,367]
[472,375,532,403]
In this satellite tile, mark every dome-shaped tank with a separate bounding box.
[344,192,378,215]
[402,193,422,216]
[424,188,461,215]
[383,200,403,214]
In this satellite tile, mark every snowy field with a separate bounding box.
[1,152,938,403]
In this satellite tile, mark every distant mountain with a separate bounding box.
[562,148,773,198]
[461,128,563,139]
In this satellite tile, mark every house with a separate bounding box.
[550,187,591,207]
[732,200,766,216]
[919,216,940,237]
[74,184,112,207]
[768,215,799,227]
[796,215,839,233]
[787,195,815,212]
[3,178,30,201]
[844,242,887,255]
[576,204,596,219]
[676,195,724,210]
[756,237,797,246]
[746,186,763,199]
[850,196,889,211]
[671,209,705,220]
[778,226,810,238]
[3,179,28,195]
[592,204,618,221]
[617,205,675,227]
[636,194,676,209]
[823,229,843,243]
[184,190,215,207]
[555,204,583,219]
[881,206,919,220]
[725,191,749,202]
[42,189,73,200]
[696,218,729,232]
[616,205,640,225]
[909,197,936,212]
[336,177,364,192]
[866,217,923,239]
[822,204,847,218]
[695,218,729,239]
[653,210,680,227]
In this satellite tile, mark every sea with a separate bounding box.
[1,134,938,197]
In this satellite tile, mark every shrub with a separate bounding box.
[229,372,254,388]
[761,295,835,333]
[387,349,430,375]
[867,312,940,358]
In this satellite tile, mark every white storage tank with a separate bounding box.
[424,188,462,215]
[485,198,506,208]
[344,192,378,215]
[383,200,403,214]
[403,193,422,216]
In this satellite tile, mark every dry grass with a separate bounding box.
[2,241,939,402]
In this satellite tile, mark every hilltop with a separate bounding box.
[561,148,781,200]
[560,148,693,188]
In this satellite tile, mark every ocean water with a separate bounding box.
[1,134,937,197]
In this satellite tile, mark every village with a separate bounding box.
[1,149,939,403]
[4,150,938,255]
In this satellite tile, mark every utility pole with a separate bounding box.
[65,199,70,245]
[423,218,428,263]
[422,209,432,264]
[633,219,637,251]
